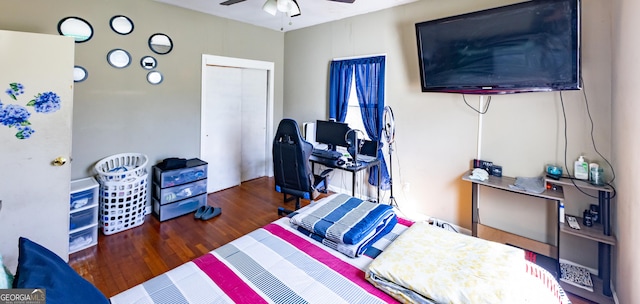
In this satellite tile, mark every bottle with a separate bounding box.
[574,155,589,180]
[559,202,565,223]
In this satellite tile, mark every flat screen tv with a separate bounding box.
[415,0,581,94]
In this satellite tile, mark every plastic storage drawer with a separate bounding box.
[153,178,207,205]
[153,159,207,188]
[70,187,96,210]
[69,224,98,254]
[153,193,207,222]
[70,206,98,231]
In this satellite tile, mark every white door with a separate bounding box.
[201,55,274,194]
[202,66,268,192]
[0,30,74,271]
[203,66,243,192]
[240,68,267,182]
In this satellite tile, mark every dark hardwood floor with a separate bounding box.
[69,177,594,303]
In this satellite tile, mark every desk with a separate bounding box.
[310,155,380,203]
[462,170,615,303]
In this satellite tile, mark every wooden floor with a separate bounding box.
[69,177,594,303]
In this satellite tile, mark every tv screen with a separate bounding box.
[415,0,581,94]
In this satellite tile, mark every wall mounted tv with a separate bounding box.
[415,0,581,94]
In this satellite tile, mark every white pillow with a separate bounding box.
[0,254,14,288]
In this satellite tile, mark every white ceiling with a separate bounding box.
[154,0,418,32]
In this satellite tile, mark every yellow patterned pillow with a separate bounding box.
[366,222,526,303]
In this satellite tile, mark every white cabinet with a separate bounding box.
[69,177,99,254]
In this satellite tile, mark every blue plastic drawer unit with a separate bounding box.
[153,158,208,188]
[69,177,99,253]
[152,158,208,222]
[154,178,207,205]
[69,224,98,254]
[153,193,207,222]
[70,206,99,231]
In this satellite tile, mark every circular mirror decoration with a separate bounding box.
[73,66,88,82]
[147,71,163,85]
[140,56,157,70]
[110,15,134,35]
[107,49,131,68]
[57,17,93,43]
[148,33,173,55]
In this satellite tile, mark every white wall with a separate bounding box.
[284,0,612,270]
[612,0,640,302]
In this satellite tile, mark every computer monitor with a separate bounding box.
[315,120,350,150]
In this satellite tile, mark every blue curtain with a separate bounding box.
[329,56,390,190]
[353,56,390,190]
[329,61,353,122]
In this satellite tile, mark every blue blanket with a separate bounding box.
[290,194,396,245]
[294,213,398,258]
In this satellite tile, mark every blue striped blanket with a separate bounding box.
[290,194,396,245]
[295,213,398,258]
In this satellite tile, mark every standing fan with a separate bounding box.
[382,106,397,207]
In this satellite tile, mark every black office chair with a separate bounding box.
[273,118,332,216]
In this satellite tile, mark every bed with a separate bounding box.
[110,194,571,304]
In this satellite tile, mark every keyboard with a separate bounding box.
[312,149,342,160]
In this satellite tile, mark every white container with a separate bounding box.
[574,156,589,180]
[559,202,565,223]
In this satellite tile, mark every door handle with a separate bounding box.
[52,157,67,166]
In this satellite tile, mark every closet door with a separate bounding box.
[202,60,269,193]
[203,66,242,193]
[240,68,267,182]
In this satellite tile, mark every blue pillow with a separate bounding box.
[13,237,108,304]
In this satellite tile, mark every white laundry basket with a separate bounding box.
[94,153,149,235]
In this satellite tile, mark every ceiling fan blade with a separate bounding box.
[328,0,356,3]
[220,0,246,5]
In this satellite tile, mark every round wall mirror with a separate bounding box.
[147,71,163,85]
[57,17,93,43]
[73,66,88,82]
[110,15,134,35]
[107,49,131,68]
[140,56,157,70]
[148,33,173,55]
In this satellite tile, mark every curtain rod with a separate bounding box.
[332,53,387,61]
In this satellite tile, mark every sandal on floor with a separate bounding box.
[201,207,222,221]
[194,205,209,219]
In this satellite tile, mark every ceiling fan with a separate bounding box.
[220,0,356,17]
[220,0,355,4]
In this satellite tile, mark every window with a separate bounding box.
[344,77,370,140]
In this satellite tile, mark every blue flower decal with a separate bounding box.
[0,104,31,128]
[16,126,35,139]
[5,83,25,100]
[0,82,61,140]
[27,91,61,113]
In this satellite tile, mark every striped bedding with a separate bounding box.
[290,194,396,245]
[110,216,411,304]
[110,195,571,304]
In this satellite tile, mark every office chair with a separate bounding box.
[273,118,332,216]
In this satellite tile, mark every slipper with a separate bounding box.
[201,207,222,221]
[194,205,208,219]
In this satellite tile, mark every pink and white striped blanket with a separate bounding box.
[110,202,571,304]
[110,216,411,304]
